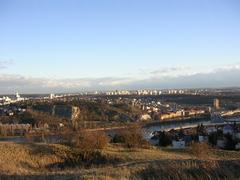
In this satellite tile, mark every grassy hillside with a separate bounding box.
[73,100,142,122]
[0,142,240,179]
[31,100,142,123]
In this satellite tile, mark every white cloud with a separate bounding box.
[212,62,240,72]
[0,60,13,69]
[0,62,240,94]
[149,66,195,78]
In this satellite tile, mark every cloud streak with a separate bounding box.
[0,60,13,69]
[0,63,240,94]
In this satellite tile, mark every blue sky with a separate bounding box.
[0,0,240,93]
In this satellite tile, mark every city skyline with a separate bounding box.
[1,0,240,93]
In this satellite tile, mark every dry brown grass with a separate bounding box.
[188,142,213,159]
[74,130,109,151]
[0,142,240,179]
[132,160,238,180]
[113,125,149,149]
[0,142,70,175]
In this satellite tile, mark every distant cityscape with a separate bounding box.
[2,87,239,104]
[1,88,240,122]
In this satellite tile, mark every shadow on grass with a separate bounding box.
[133,159,240,180]
[0,175,78,180]
[160,147,188,154]
[2,159,240,180]
[46,150,122,170]
[19,143,122,171]
[23,143,55,156]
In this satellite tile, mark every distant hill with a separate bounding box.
[32,100,142,123]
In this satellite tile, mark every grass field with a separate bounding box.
[0,142,240,179]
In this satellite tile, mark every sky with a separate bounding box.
[0,0,240,94]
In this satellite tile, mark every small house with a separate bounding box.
[206,127,217,135]
[223,125,234,135]
[199,136,208,142]
[140,114,151,121]
[236,143,240,150]
[172,140,185,149]
[217,139,225,149]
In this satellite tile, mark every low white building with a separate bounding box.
[206,127,217,135]
[172,140,186,149]
[140,114,151,121]
[50,93,55,99]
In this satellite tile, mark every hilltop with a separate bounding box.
[0,142,240,180]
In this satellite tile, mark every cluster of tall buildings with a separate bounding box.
[105,89,192,96]
[103,89,208,95]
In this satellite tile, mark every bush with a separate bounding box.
[112,125,148,148]
[57,150,121,168]
[188,142,213,159]
[74,130,109,152]
[158,131,172,147]
[224,134,236,150]
[57,129,119,167]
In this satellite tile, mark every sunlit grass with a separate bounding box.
[0,142,240,179]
